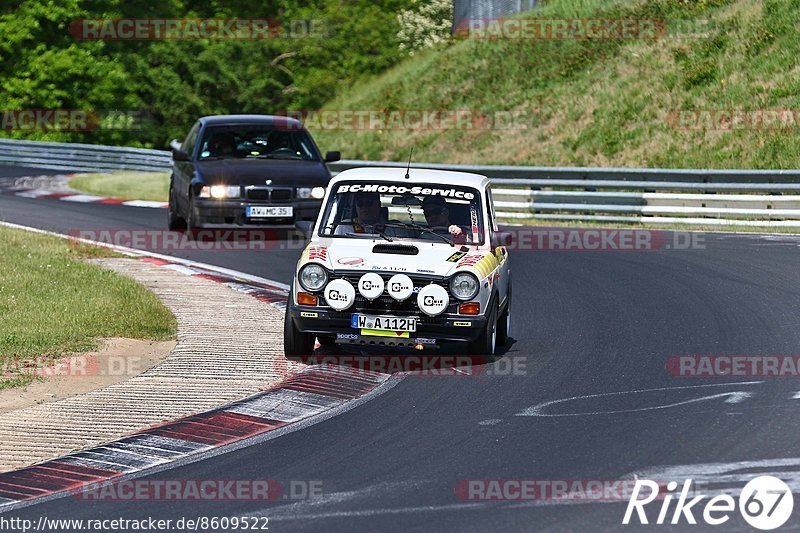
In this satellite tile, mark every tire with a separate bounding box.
[284,298,315,357]
[167,183,186,231]
[186,195,200,234]
[468,300,498,356]
[497,283,511,346]
[496,304,510,347]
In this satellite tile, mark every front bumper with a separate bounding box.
[288,303,487,349]
[192,198,321,227]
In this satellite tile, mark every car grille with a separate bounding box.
[271,189,292,202]
[245,187,293,202]
[322,271,457,321]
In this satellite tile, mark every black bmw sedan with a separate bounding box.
[168,114,339,230]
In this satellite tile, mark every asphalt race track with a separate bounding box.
[3,165,800,531]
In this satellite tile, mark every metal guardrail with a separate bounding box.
[329,160,800,227]
[0,138,171,173]
[2,138,800,227]
[328,160,800,183]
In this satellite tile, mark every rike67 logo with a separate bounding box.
[624,476,793,530]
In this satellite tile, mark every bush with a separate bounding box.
[397,0,453,55]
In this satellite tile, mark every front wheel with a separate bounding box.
[284,299,315,357]
[186,195,200,234]
[496,305,510,347]
[168,183,186,231]
[496,284,511,347]
[468,300,497,356]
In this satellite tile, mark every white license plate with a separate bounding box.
[246,206,293,218]
[351,314,417,332]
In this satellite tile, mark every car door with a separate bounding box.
[174,121,200,212]
[486,186,510,306]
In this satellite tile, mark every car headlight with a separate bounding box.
[450,272,479,301]
[199,185,240,199]
[298,263,328,292]
[297,187,326,200]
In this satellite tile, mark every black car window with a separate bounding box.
[486,186,499,232]
[181,121,200,155]
[198,126,318,161]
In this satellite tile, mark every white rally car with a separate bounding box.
[284,167,512,356]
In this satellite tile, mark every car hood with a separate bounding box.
[196,158,330,186]
[302,239,487,278]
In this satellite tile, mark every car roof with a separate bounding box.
[199,114,304,128]
[331,167,490,190]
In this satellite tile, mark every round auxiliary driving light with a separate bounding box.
[386,274,414,301]
[324,279,355,311]
[417,284,449,316]
[358,272,384,300]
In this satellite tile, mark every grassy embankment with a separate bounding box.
[0,226,176,389]
[311,0,800,169]
[69,171,170,202]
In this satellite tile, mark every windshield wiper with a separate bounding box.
[246,153,302,160]
[383,222,454,246]
[346,227,393,242]
[323,221,393,241]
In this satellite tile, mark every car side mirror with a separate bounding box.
[295,220,314,241]
[491,231,512,248]
[170,139,190,161]
[324,151,341,163]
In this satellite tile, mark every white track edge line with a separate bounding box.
[0,220,290,291]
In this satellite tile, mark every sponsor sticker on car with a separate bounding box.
[361,329,411,338]
[337,257,366,266]
[446,251,467,262]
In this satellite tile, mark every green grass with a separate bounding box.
[70,172,170,202]
[0,226,176,389]
[312,0,800,169]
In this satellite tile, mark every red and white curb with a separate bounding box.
[4,187,168,209]
[1,174,168,209]
[0,221,395,511]
[0,365,388,510]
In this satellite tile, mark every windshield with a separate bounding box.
[198,126,318,161]
[318,181,484,245]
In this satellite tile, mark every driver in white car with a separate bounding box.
[334,192,388,235]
